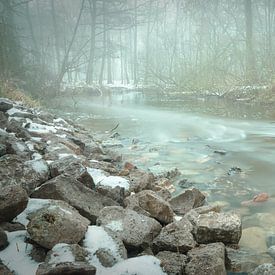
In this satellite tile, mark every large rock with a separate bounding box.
[152,217,197,254]
[97,206,162,250]
[185,243,226,275]
[96,185,126,206]
[31,175,118,223]
[193,211,242,244]
[0,228,8,250]
[0,154,48,194]
[36,262,96,275]
[226,247,274,273]
[6,119,32,140]
[49,156,95,189]
[0,98,13,112]
[169,188,205,215]
[135,190,174,224]
[27,200,90,249]
[0,112,8,129]
[0,262,13,275]
[128,169,155,192]
[0,184,28,222]
[156,251,187,275]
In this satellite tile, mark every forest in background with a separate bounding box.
[1,0,275,98]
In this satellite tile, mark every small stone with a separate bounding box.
[251,263,275,275]
[0,228,9,250]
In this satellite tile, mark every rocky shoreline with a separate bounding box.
[0,97,274,275]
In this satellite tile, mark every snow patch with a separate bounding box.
[25,159,48,175]
[0,230,39,275]
[27,122,57,134]
[48,243,75,266]
[105,220,123,232]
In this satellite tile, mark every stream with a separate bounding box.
[53,89,275,262]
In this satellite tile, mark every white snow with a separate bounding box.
[53,118,69,125]
[56,134,67,139]
[0,230,39,275]
[25,159,48,175]
[27,122,57,134]
[48,243,75,266]
[7,107,30,117]
[14,198,50,226]
[87,168,129,189]
[58,153,78,159]
[32,152,42,160]
[83,226,123,268]
[97,255,167,275]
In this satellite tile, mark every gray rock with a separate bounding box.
[0,112,8,129]
[268,246,275,259]
[251,263,275,275]
[31,175,118,223]
[0,98,13,112]
[0,143,6,157]
[96,185,126,206]
[225,247,274,273]
[97,206,162,250]
[169,188,205,215]
[266,234,275,248]
[0,228,8,250]
[95,248,117,267]
[193,212,242,244]
[36,262,96,275]
[156,251,187,275]
[0,184,28,222]
[185,242,226,275]
[27,200,90,249]
[133,190,174,224]
[0,222,25,232]
[152,217,197,254]
[128,169,155,192]
[0,261,14,275]
[6,120,31,140]
[0,154,47,194]
[7,107,35,119]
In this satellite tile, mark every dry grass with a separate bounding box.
[0,79,40,108]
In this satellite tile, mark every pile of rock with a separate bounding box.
[0,97,273,274]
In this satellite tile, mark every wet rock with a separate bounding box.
[266,234,275,248]
[253,192,269,203]
[134,190,174,224]
[152,217,197,254]
[268,246,275,259]
[0,98,13,112]
[0,154,47,194]
[0,184,28,222]
[185,242,226,275]
[0,222,25,232]
[169,188,205,215]
[0,228,8,250]
[240,227,267,252]
[156,251,187,275]
[96,185,126,206]
[214,150,227,155]
[193,212,242,245]
[225,247,274,273]
[251,263,275,275]
[27,200,90,249]
[128,169,155,192]
[36,262,96,275]
[228,167,242,176]
[97,206,162,250]
[31,174,118,223]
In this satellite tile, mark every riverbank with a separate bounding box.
[0,97,274,274]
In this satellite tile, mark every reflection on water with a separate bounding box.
[53,90,275,258]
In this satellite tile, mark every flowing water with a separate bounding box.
[54,89,275,263]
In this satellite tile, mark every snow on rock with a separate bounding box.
[84,226,124,266]
[0,230,39,275]
[97,255,167,275]
[87,168,129,190]
[48,243,75,266]
[14,198,51,226]
[27,122,57,134]
[25,159,49,176]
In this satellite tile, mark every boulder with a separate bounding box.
[128,170,155,192]
[49,156,95,189]
[225,247,274,273]
[0,98,13,112]
[266,234,275,248]
[31,175,118,223]
[156,251,187,275]
[97,206,162,250]
[6,119,31,140]
[193,212,242,244]
[134,190,174,224]
[0,228,8,250]
[36,262,96,275]
[96,185,126,206]
[251,263,275,275]
[0,154,47,194]
[0,112,8,129]
[169,188,205,215]
[0,262,13,275]
[0,184,28,222]
[27,200,90,249]
[185,242,226,275]
[152,217,197,254]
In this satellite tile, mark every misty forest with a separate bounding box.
[1,1,275,275]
